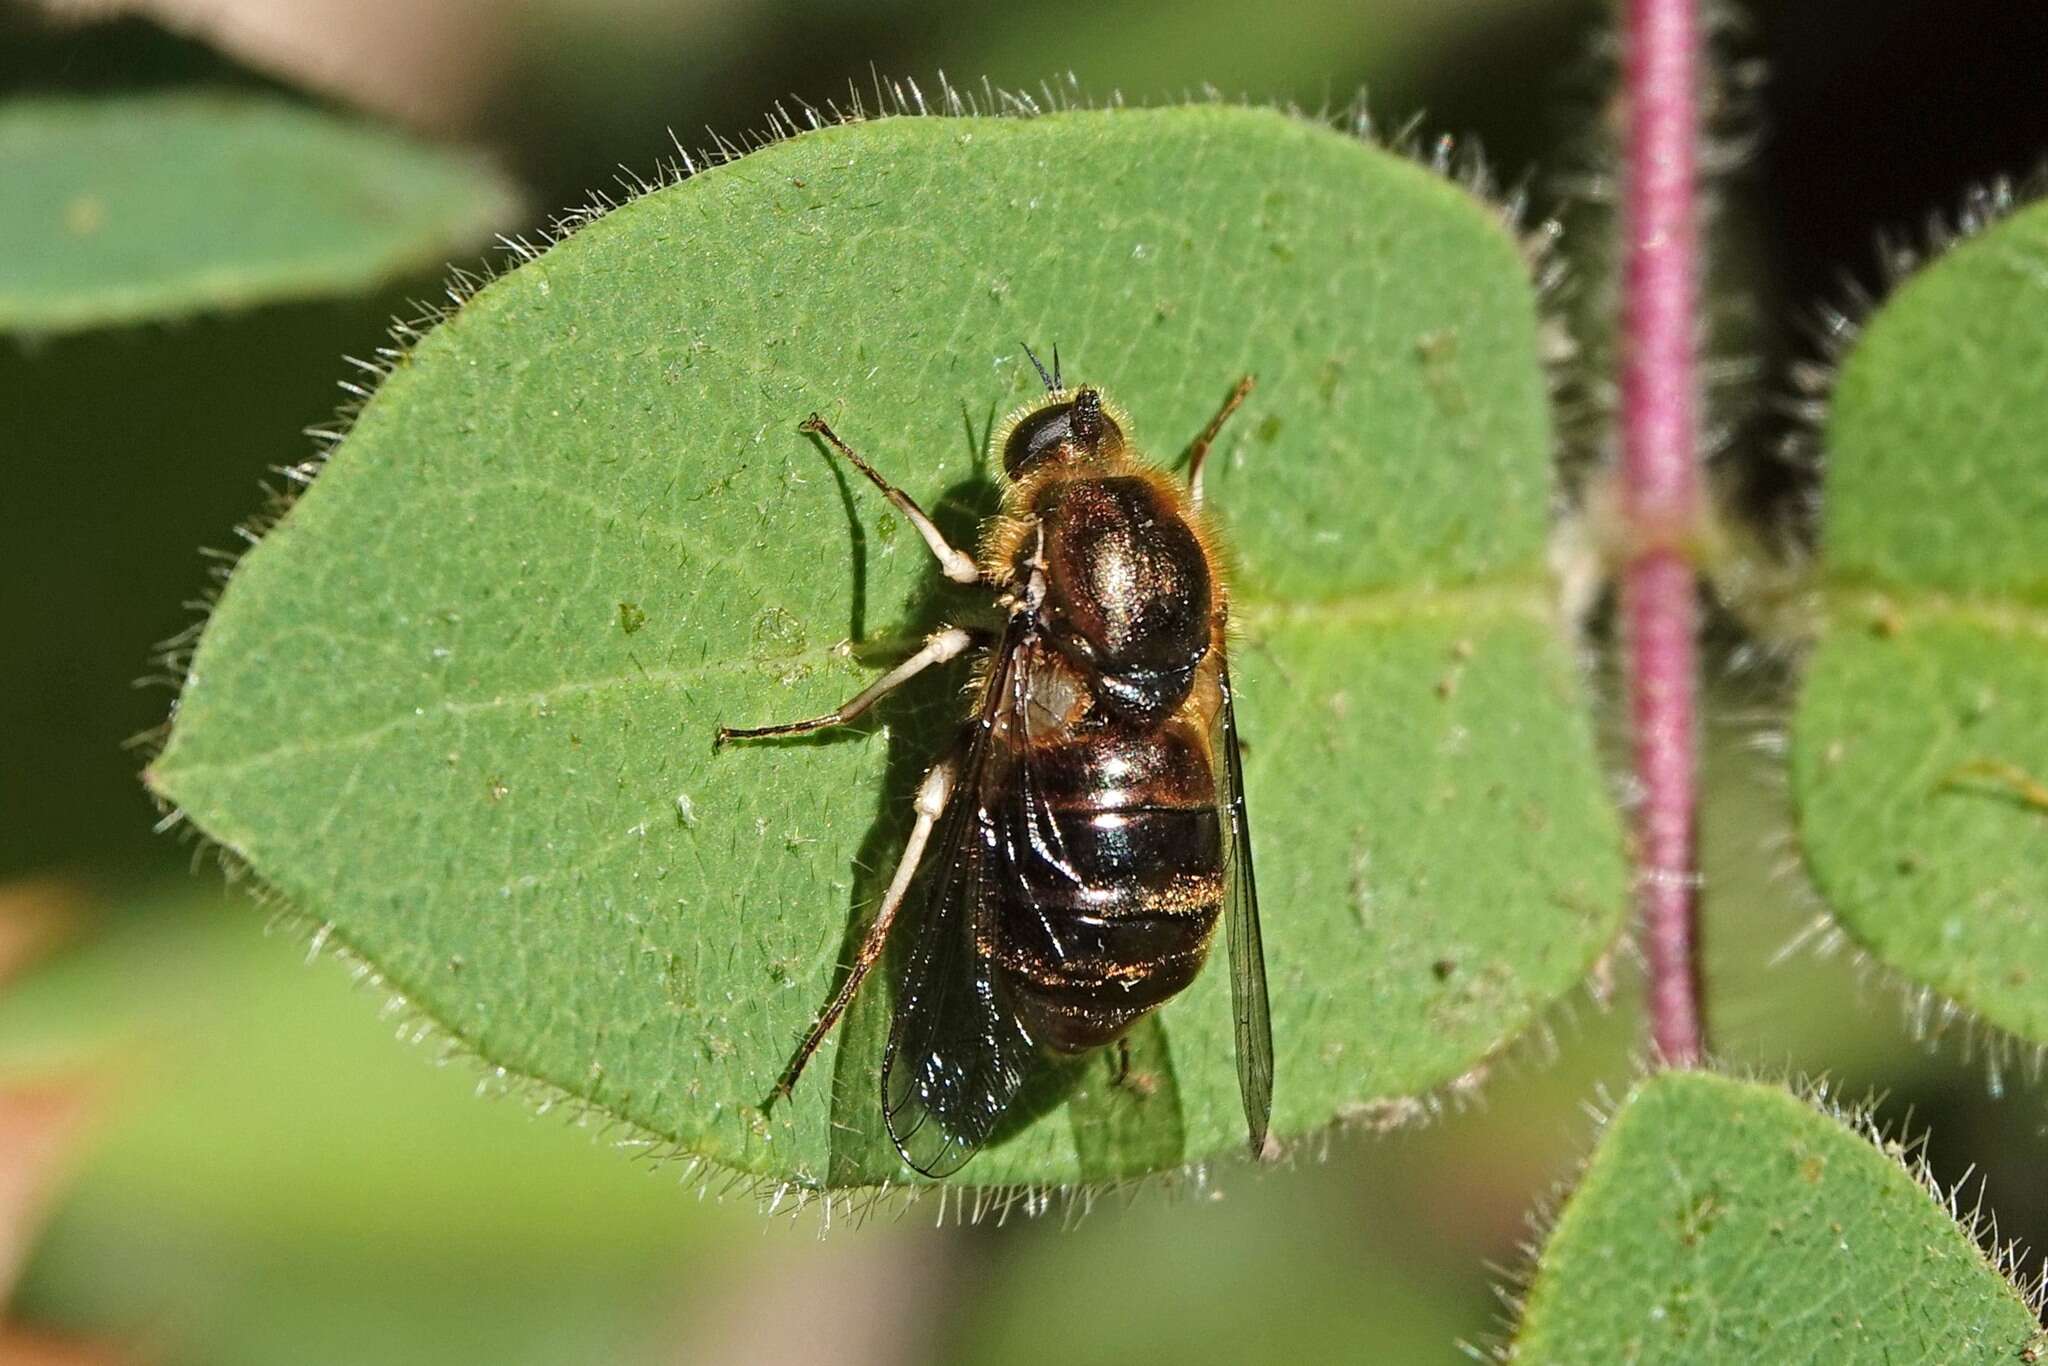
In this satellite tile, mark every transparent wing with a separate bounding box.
[1216,659,1274,1156]
[880,623,1040,1178]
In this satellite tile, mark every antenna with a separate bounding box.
[1019,341,1058,392]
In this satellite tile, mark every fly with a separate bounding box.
[717,346,1272,1177]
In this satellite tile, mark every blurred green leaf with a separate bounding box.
[1793,199,2048,1046]
[0,888,715,1366]
[149,105,1627,1187]
[0,92,518,334]
[0,892,707,1249]
[1513,1071,2041,1363]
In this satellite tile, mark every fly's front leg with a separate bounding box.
[1184,375,1256,508]
[715,627,979,744]
[772,752,959,1099]
[801,413,981,584]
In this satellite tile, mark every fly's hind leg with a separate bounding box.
[715,627,979,744]
[1109,1036,1158,1099]
[1184,375,1256,507]
[770,752,959,1101]
[801,413,981,584]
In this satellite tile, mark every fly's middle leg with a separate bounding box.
[715,627,979,744]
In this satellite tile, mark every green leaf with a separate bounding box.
[0,92,519,334]
[1793,199,2048,1046]
[149,105,1628,1188]
[1513,1071,2042,1363]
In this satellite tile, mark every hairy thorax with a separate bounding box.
[986,462,1224,726]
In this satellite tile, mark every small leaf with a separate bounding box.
[1794,198,2048,1046]
[0,92,519,334]
[151,105,1627,1187]
[1513,1071,2041,1363]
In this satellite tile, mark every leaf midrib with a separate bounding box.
[153,575,1557,786]
[1817,583,2048,637]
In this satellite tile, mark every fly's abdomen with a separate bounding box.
[988,720,1224,1053]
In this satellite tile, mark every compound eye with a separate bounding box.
[1001,401,1075,477]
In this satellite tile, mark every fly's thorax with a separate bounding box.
[1006,470,1214,724]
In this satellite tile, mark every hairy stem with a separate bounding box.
[1620,0,1705,1065]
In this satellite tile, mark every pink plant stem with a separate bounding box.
[1621,0,1704,1065]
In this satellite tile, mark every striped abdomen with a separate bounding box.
[985,717,1223,1053]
